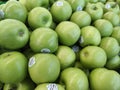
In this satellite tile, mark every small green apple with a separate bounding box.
[66,0,85,12]
[35,83,65,90]
[105,55,120,69]
[55,45,76,70]
[20,0,49,11]
[79,26,101,47]
[55,21,81,46]
[70,11,91,28]
[30,27,58,53]
[1,0,27,23]
[3,78,36,90]
[93,19,113,37]
[80,46,107,69]
[90,68,120,90]
[50,0,72,23]
[104,1,119,14]
[60,67,89,90]
[100,37,120,59]
[0,19,29,50]
[103,11,120,26]
[111,26,120,45]
[28,53,60,84]
[85,3,103,21]
[0,51,28,84]
[28,7,52,30]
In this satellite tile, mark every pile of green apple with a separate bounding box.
[0,0,120,90]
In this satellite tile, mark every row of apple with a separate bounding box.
[0,0,120,90]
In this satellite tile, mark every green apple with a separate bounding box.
[111,26,120,45]
[100,37,120,59]
[55,21,81,46]
[89,68,120,90]
[55,45,76,70]
[3,78,36,90]
[50,0,72,23]
[30,27,58,53]
[28,7,52,30]
[93,19,113,37]
[35,83,65,90]
[104,1,119,14]
[1,0,27,23]
[0,51,28,84]
[80,46,107,69]
[103,11,120,26]
[60,67,89,90]
[66,0,85,12]
[28,53,60,84]
[105,55,120,69]
[20,0,49,11]
[79,26,101,47]
[0,19,29,50]
[85,3,103,21]
[70,11,91,28]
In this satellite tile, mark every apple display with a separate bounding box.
[50,0,72,23]
[0,19,29,50]
[93,19,113,37]
[29,27,58,53]
[28,53,60,84]
[55,21,81,46]
[70,11,91,28]
[28,7,52,30]
[0,51,28,84]
[55,45,76,70]
[79,26,101,47]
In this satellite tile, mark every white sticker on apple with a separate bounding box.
[41,48,51,53]
[47,83,58,90]
[0,10,4,19]
[79,36,84,44]
[76,6,83,11]
[29,57,36,67]
[105,4,111,9]
[56,1,63,6]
